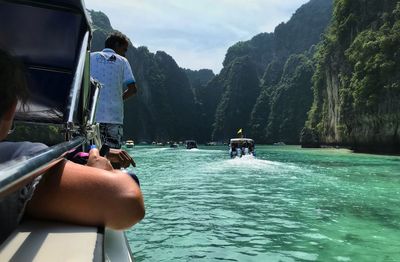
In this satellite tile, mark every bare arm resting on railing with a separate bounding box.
[26,156,145,230]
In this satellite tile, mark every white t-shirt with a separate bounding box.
[90,48,136,124]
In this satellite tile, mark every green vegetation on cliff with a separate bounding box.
[306,0,400,153]
[212,57,260,140]
[266,54,315,144]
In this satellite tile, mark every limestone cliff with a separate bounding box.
[306,0,400,153]
[210,0,333,142]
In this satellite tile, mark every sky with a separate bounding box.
[84,0,310,73]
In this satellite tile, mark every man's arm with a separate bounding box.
[123,82,137,101]
[26,159,145,229]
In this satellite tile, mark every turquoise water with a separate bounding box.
[125,145,400,261]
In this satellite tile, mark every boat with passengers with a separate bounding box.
[185,140,197,149]
[0,0,135,260]
[229,138,255,158]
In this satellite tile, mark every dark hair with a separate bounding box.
[105,31,130,50]
[0,49,28,118]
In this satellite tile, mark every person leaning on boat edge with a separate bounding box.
[91,31,138,168]
[0,49,145,244]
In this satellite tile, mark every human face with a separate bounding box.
[115,42,128,57]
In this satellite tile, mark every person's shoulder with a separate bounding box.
[10,141,48,154]
[119,56,132,69]
[0,141,48,163]
[108,51,127,62]
[115,54,129,63]
[0,141,46,148]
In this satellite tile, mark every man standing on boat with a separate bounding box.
[91,32,138,150]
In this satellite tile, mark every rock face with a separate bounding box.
[265,54,315,144]
[213,0,333,143]
[305,0,400,153]
[300,127,320,148]
[324,66,341,143]
[212,56,261,141]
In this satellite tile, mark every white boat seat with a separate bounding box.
[0,219,134,261]
[0,219,102,261]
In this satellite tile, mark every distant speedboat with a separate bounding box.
[185,140,197,149]
[229,138,255,158]
[273,142,286,146]
[125,140,134,148]
[170,142,178,148]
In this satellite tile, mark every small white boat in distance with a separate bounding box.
[229,138,255,158]
[125,140,134,148]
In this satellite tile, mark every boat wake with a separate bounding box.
[205,155,303,175]
[229,155,281,169]
[186,148,224,154]
[131,147,170,156]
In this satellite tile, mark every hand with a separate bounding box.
[86,148,114,171]
[107,148,136,169]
